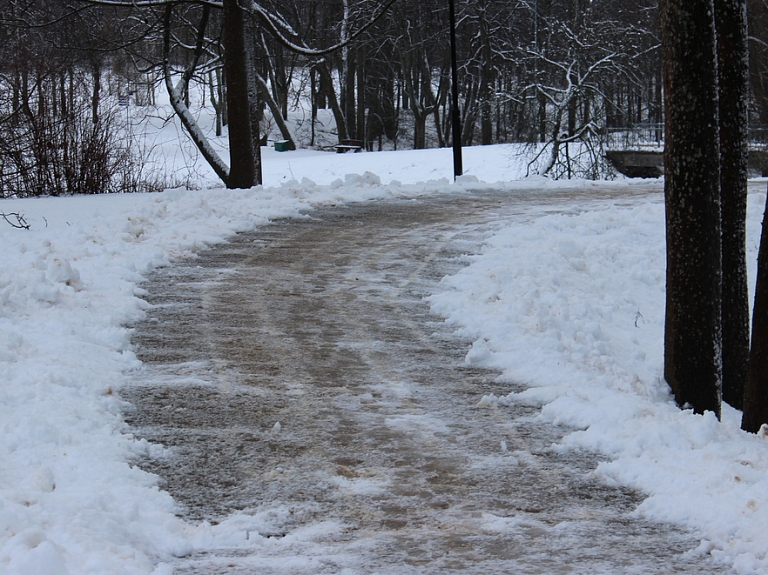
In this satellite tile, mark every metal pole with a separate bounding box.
[449,0,463,179]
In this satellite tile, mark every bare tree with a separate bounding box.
[520,0,657,179]
[393,0,444,150]
[0,0,148,196]
[4,0,671,188]
[78,0,396,188]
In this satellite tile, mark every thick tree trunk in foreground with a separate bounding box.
[223,0,257,189]
[716,0,750,409]
[661,0,723,417]
[743,192,768,431]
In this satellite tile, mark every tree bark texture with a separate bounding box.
[743,190,768,431]
[661,0,723,416]
[715,0,750,409]
[243,14,263,184]
[223,0,256,189]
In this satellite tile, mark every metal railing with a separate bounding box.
[604,123,768,150]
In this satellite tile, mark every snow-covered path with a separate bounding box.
[124,186,728,574]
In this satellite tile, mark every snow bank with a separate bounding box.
[3,141,767,573]
[0,175,470,575]
[430,186,768,574]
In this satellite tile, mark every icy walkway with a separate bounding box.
[125,187,727,574]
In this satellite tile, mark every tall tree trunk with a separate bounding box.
[357,51,366,147]
[743,190,768,431]
[345,51,357,139]
[655,65,663,141]
[341,0,355,138]
[52,77,58,117]
[310,67,317,147]
[254,71,296,149]
[538,90,547,143]
[317,61,348,143]
[716,0,750,409]
[209,70,223,137]
[661,0,723,417]
[223,0,256,189]
[243,14,263,184]
[413,110,427,149]
[92,61,101,125]
[479,8,494,146]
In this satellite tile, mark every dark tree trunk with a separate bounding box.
[479,10,494,146]
[661,0,723,417]
[310,67,317,147]
[480,92,493,145]
[317,61,348,143]
[716,0,750,409]
[92,61,101,125]
[538,90,547,143]
[243,15,263,184]
[223,0,256,189]
[344,50,357,139]
[743,190,768,432]
[357,53,366,147]
[52,78,58,117]
[568,94,577,136]
[254,71,296,150]
[433,72,448,148]
[655,65,663,141]
[414,113,427,149]
[60,72,67,117]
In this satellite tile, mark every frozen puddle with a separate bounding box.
[124,188,727,574]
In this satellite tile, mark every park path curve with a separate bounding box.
[124,184,726,574]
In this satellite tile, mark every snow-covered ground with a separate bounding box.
[1,143,767,574]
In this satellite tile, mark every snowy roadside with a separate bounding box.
[0,172,483,575]
[429,181,768,575]
[1,148,766,574]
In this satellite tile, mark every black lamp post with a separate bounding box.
[449,0,463,179]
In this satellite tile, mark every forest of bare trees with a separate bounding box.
[0,0,671,194]
[0,0,767,193]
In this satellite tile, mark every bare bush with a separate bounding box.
[0,70,146,198]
